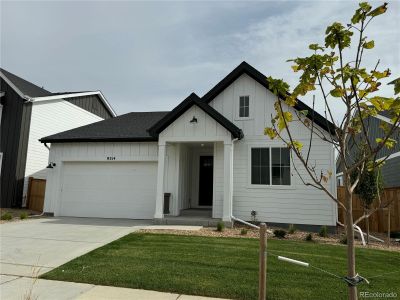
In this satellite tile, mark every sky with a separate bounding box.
[1,0,399,121]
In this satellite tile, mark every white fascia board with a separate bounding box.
[336,151,400,177]
[33,91,117,117]
[374,113,398,126]
[377,151,400,162]
[32,91,117,117]
[0,71,32,101]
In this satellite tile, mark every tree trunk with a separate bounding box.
[366,213,370,245]
[344,176,358,300]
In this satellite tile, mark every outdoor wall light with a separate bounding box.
[190,116,198,124]
[46,162,56,169]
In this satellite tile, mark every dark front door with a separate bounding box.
[198,156,213,206]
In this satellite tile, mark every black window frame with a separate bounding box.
[250,147,291,186]
[239,96,250,118]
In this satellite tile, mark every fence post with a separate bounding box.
[387,204,391,248]
[259,223,267,300]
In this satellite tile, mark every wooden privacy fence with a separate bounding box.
[27,177,46,212]
[338,186,400,233]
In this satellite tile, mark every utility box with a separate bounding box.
[164,193,171,214]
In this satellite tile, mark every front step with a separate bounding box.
[153,218,231,227]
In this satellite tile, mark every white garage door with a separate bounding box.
[59,162,157,219]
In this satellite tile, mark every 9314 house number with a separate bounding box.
[107,156,116,160]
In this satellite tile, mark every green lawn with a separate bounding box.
[41,233,400,300]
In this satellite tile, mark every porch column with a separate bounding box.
[223,141,233,221]
[154,143,166,219]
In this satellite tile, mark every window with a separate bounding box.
[239,96,249,118]
[251,147,291,186]
[271,148,291,185]
[251,148,270,185]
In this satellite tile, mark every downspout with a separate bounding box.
[228,137,272,231]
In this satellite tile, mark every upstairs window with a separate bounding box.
[239,96,249,118]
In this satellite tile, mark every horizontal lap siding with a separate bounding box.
[210,74,336,226]
[23,100,104,204]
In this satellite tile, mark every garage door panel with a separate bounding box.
[60,162,157,219]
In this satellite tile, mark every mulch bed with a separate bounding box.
[140,224,400,252]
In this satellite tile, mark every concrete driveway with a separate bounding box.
[0,217,150,277]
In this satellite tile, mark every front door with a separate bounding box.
[198,156,213,206]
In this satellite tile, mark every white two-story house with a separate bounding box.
[40,62,337,229]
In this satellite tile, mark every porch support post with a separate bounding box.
[154,143,166,219]
[223,141,233,222]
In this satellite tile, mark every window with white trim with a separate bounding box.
[251,147,291,185]
[239,96,249,118]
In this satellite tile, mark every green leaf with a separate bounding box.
[330,87,344,97]
[309,44,324,51]
[299,110,308,116]
[372,69,390,79]
[367,3,388,17]
[290,140,303,152]
[376,137,397,149]
[363,40,375,49]
[264,127,277,139]
[391,78,400,95]
[291,65,299,72]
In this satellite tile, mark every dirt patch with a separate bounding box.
[0,208,41,224]
[140,225,400,252]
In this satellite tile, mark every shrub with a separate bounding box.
[390,232,400,239]
[288,224,296,234]
[340,235,347,244]
[216,221,225,232]
[20,212,28,220]
[1,212,13,221]
[305,233,313,241]
[319,226,328,238]
[273,229,287,239]
[240,228,248,235]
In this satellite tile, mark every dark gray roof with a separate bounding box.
[0,68,52,97]
[40,111,169,143]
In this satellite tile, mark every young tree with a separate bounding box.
[264,2,399,299]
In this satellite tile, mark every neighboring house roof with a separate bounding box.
[202,61,336,134]
[148,93,244,139]
[0,68,116,117]
[40,111,169,143]
[0,68,52,97]
[33,91,117,117]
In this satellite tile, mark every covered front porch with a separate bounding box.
[154,140,234,224]
[148,94,243,225]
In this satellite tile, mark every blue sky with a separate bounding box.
[1,1,399,121]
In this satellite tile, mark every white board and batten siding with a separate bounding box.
[209,74,337,226]
[159,105,232,143]
[44,142,158,218]
[23,100,104,204]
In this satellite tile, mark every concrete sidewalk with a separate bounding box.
[0,276,228,300]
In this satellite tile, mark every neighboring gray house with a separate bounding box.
[0,68,116,208]
[336,110,400,188]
